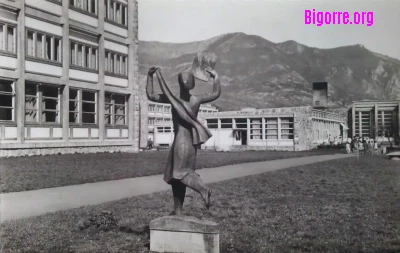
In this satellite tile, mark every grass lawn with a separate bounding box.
[0,149,341,193]
[2,156,400,253]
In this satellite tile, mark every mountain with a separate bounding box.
[138,32,400,111]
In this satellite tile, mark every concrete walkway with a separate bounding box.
[0,153,354,222]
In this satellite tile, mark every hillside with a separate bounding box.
[138,33,400,111]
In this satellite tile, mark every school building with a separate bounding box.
[0,0,139,156]
[348,100,400,145]
[201,106,348,151]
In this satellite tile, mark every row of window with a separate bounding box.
[0,80,128,126]
[105,0,128,26]
[199,109,217,114]
[70,41,98,71]
[206,118,294,140]
[105,51,128,77]
[27,30,62,62]
[148,104,171,113]
[147,104,216,114]
[70,0,98,15]
[0,22,16,54]
[157,126,172,133]
[70,0,128,27]
[3,24,128,77]
[148,117,171,125]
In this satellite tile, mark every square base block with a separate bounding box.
[150,216,219,253]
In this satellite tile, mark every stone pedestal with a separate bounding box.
[150,216,219,253]
[388,151,400,160]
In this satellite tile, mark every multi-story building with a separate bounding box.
[348,100,400,144]
[0,0,139,157]
[143,101,218,148]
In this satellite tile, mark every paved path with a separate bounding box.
[0,153,354,222]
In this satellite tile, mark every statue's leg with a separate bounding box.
[181,173,212,209]
[171,181,186,215]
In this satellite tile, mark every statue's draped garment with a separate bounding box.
[155,70,212,183]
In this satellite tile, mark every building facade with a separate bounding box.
[348,101,400,144]
[141,101,218,148]
[0,0,139,156]
[202,106,348,151]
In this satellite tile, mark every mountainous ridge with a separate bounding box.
[139,32,400,111]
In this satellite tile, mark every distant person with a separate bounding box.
[363,138,369,155]
[369,140,374,155]
[147,138,153,150]
[345,141,351,154]
[358,139,364,155]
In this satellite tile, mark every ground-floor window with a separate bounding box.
[105,93,128,126]
[157,126,171,133]
[25,82,61,123]
[206,119,218,128]
[220,118,233,129]
[265,118,278,139]
[250,118,262,139]
[69,89,97,124]
[0,80,15,121]
[281,117,294,139]
[234,118,247,129]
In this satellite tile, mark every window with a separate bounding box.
[70,0,97,15]
[105,93,128,126]
[234,118,247,129]
[155,118,163,124]
[164,118,171,123]
[0,22,16,54]
[70,41,98,70]
[157,126,171,133]
[250,118,262,139]
[25,83,61,124]
[105,51,128,77]
[0,80,15,121]
[69,89,97,124]
[26,30,62,63]
[148,117,155,125]
[265,118,278,140]
[148,104,155,112]
[220,118,232,129]
[207,119,218,129]
[105,0,128,26]
[156,105,162,112]
[164,106,170,113]
[281,118,294,139]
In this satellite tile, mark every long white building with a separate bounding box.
[0,0,139,156]
[143,101,218,147]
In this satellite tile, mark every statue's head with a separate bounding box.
[178,72,195,91]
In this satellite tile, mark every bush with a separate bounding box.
[77,210,118,232]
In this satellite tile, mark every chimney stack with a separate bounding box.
[312,82,328,108]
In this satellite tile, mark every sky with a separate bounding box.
[138,0,400,60]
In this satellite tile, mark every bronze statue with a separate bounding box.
[146,57,221,216]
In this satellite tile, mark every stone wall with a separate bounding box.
[0,146,136,158]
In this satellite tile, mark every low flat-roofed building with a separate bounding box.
[140,101,218,148]
[202,106,348,151]
[348,100,400,144]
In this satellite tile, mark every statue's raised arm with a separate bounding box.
[196,69,221,104]
[146,66,169,103]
